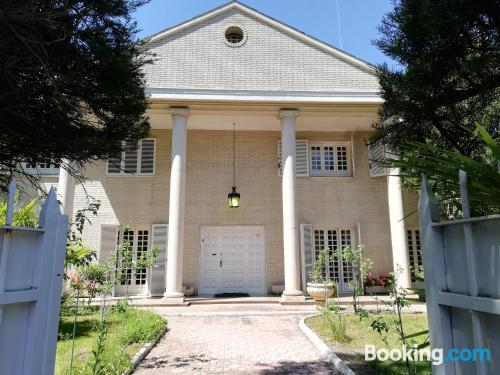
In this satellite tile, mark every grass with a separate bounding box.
[306,312,431,374]
[56,306,167,375]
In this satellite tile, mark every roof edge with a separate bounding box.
[142,1,377,74]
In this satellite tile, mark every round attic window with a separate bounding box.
[224,25,246,47]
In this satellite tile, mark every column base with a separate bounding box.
[163,292,189,306]
[280,290,306,305]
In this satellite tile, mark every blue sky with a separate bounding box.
[133,0,397,67]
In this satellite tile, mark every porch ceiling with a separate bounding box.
[147,101,379,132]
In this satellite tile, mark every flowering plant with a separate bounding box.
[69,270,83,290]
[378,272,394,287]
[363,273,379,287]
[363,272,395,288]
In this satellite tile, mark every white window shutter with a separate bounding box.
[107,154,122,174]
[300,224,314,291]
[140,139,155,175]
[277,139,309,177]
[149,224,168,296]
[368,141,387,177]
[123,141,138,174]
[99,225,119,261]
[295,140,309,176]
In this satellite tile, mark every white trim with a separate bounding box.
[223,23,248,47]
[146,88,382,104]
[145,2,375,73]
[311,225,356,293]
[198,225,267,296]
[309,141,352,177]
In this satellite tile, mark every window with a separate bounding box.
[313,227,354,284]
[224,25,247,47]
[22,161,60,175]
[225,26,243,43]
[116,228,150,286]
[107,139,155,176]
[310,142,351,176]
[407,229,422,282]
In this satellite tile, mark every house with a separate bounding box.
[30,1,422,303]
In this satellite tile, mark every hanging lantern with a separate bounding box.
[228,122,240,208]
[228,186,240,208]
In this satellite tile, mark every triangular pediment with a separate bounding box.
[143,1,379,94]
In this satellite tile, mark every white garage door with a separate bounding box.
[199,226,266,295]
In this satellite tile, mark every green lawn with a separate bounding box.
[56,307,167,375]
[306,312,431,374]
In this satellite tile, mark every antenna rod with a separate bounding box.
[336,0,343,49]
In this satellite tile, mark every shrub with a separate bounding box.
[118,309,167,345]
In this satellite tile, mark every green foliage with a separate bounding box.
[89,319,108,375]
[112,299,129,314]
[65,200,101,270]
[1,0,151,188]
[364,267,429,375]
[309,247,333,284]
[79,261,117,303]
[115,224,159,299]
[0,194,39,227]
[56,308,168,375]
[318,301,348,343]
[383,124,500,218]
[411,265,424,282]
[374,0,499,156]
[337,244,372,314]
[119,309,167,345]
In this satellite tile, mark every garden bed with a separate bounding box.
[56,306,167,375]
[305,313,431,374]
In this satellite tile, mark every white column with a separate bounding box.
[164,107,189,303]
[279,109,305,303]
[57,160,76,218]
[387,167,411,289]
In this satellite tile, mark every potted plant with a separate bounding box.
[307,247,336,304]
[409,265,426,301]
[364,272,391,294]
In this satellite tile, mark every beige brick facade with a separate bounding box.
[143,7,379,93]
[71,128,418,294]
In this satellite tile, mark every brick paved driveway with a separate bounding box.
[134,315,333,374]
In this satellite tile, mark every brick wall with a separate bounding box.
[143,8,379,92]
[71,129,419,294]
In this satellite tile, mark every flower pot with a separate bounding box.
[271,284,285,296]
[364,285,387,295]
[307,282,335,304]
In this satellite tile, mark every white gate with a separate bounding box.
[419,171,500,375]
[0,181,68,375]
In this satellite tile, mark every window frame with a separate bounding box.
[309,141,352,177]
[106,138,156,177]
[312,225,355,289]
[406,227,422,282]
[21,161,60,176]
[115,227,150,288]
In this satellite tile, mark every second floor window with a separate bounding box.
[107,139,156,176]
[310,142,351,176]
[22,161,60,175]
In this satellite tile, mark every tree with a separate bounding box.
[0,0,151,189]
[383,124,500,217]
[374,0,499,156]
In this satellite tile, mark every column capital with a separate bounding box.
[168,106,190,118]
[279,109,299,120]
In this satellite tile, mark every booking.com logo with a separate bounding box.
[365,345,491,366]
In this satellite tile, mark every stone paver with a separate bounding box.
[134,315,333,374]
